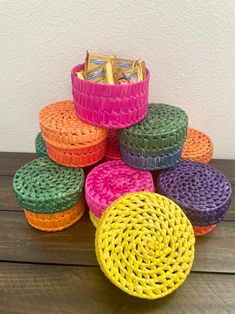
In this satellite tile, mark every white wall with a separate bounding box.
[0,0,235,158]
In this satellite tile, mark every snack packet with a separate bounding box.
[85,51,115,72]
[86,66,106,83]
[123,65,140,83]
[114,57,136,71]
[86,62,114,84]
[76,70,85,80]
[136,60,147,80]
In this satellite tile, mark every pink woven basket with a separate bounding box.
[105,129,121,160]
[85,160,155,218]
[71,63,150,129]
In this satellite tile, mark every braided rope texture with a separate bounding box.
[24,199,85,232]
[46,139,106,168]
[157,161,232,227]
[85,160,155,218]
[71,63,150,129]
[89,210,98,228]
[182,128,213,163]
[105,129,121,160]
[96,192,195,299]
[119,103,188,153]
[193,224,217,236]
[121,144,182,170]
[13,157,84,214]
[35,132,48,158]
[40,100,107,149]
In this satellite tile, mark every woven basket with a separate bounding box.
[89,210,98,228]
[35,132,48,158]
[193,224,217,236]
[105,129,121,160]
[121,144,182,170]
[24,199,85,232]
[71,63,149,129]
[40,100,107,166]
[182,128,213,163]
[157,161,232,230]
[85,160,154,218]
[46,139,106,168]
[119,103,188,153]
[13,157,84,214]
[96,192,195,299]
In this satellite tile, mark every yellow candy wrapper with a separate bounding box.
[76,70,85,80]
[123,65,141,83]
[114,57,136,71]
[85,51,115,72]
[86,66,107,84]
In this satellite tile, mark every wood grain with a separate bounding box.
[0,152,36,175]
[0,210,234,273]
[0,262,234,314]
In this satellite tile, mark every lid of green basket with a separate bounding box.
[13,157,84,213]
[119,103,188,153]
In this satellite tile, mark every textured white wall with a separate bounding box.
[0,0,235,158]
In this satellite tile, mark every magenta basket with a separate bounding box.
[105,129,121,160]
[71,63,150,129]
[85,160,155,218]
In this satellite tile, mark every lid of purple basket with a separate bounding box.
[157,161,232,226]
[85,160,155,218]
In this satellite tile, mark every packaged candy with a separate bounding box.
[76,70,85,80]
[114,57,136,71]
[86,66,107,83]
[105,61,115,84]
[136,60,146,80]
[123,65,140,83]
[85,51,115,72]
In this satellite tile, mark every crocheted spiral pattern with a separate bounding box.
[13,157,84,214]
[89,210,98,228]
[106,129,121,160]
[24,199,85,232]
[121,144,182,170]
[85,160,155,218]
[96,192,195,299]
[157,161,232,226]
[119,103,188,153]
[182,128,213,163]
[35,132,48,158]
[40,100,107,150]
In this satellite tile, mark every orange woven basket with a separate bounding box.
[24,199,85,232]
[40,100,107,167]
[182,128,213,163]
[193,224,216,236]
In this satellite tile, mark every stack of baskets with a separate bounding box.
[12,57,232,300]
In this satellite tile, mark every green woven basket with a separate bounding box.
[35,132,48,158]
[13,157,84,214]
[119,103,188,153]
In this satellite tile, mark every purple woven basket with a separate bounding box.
[157,161,232,226]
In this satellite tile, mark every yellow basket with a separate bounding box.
[89,210,99,228]
[95,192,195,299]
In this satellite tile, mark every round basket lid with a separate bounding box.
[182,128,213,163]
[119,103,188,153]
[13,157,84,213]
[157,161,232,226]
[40,100,107,149]
[96,192,195,299]
[85,160,154,217]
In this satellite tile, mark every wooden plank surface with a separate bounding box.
[0,152,36,175]
[0,262,234,314]
[0,210,234,273]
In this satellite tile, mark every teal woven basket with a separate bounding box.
[119,103,188,153]
[13,157,84,214]
[35,132,48,158]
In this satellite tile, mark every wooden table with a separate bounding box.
[0,152,234,314]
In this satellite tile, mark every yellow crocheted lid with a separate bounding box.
[95,192,195,299]
[89,210,99,228]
